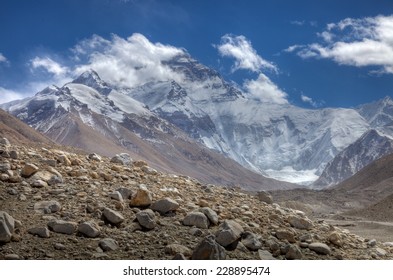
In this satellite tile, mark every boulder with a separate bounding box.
[199,207,219,225]
[21,163,39,177]
[47,220,77,235]
[28,227,50,238]
[34,200,62,214]
[103,208,124,225]
[191,235,226,260]
[130,185,152,207]
[0,138,11,146]
[78,221,101,238]
[286,244,303,260]
[110,153,132,165]
[287,215,313,230]
[151,198,179,214]
[241,232,262,251]
[183,212,209,229]
[136,209,156,230]
[309,242,331,255]
[99,238,118,252]
[0,211,15,243]
[215,220,244,247]
[257,191,273,204]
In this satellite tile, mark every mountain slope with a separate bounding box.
[314,129,393,187]
[0,108,54,146]
[1,72,297,191]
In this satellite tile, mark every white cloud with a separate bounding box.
[0,53,9,65]
[216,34,277,73]
[288,15,393,74]
[244,73,288,104]
[31,57,69,77]
[0,87,25,104]
[73,33,186,88]
[291,20,305,26]
[301,94,318,107]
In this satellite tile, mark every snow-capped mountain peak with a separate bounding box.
[72,69,112,95]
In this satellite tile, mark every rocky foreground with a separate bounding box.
[1,137,392,260]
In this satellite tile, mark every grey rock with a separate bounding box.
[286,245,303,260]
[31,179,48,188]
[34,200,62,214]
[78,221,101,238]
[109,191,123,202]
[257,191,273,204]
[183,212,209,229]
[309,242,331,255]
[287,215,313,230]
[110,153,132,165]
[116,187,134,200]
[136,209,156,230]
[141,166,158,175]
[99,238,118,252]
[0,162,11,173]
[0,138,11,146]
[199,207,219,225]
[103,208,124,225]
[88,153,102,162]
[5,254,20,260]
[368,239,377,247]
[151,198,179,214]
[9,150,18,159]
[215,220,244,247]
[54,243,66,250]
[241,232,262,251]
[28,226,51,238]
[258,250,276,260]
[0,211,15,243]
[191,235,226,260]
[47,220,77,235]
[376,247,387,257]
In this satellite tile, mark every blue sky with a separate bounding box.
[1,0,393,108]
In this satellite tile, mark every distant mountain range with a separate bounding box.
[2,53,393,189]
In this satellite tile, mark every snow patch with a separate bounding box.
[264,167,319,186]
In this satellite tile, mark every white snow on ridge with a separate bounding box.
[108,90,152,116]
[66,83,124,122]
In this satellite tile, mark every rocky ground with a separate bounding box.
[1,137,393,260]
